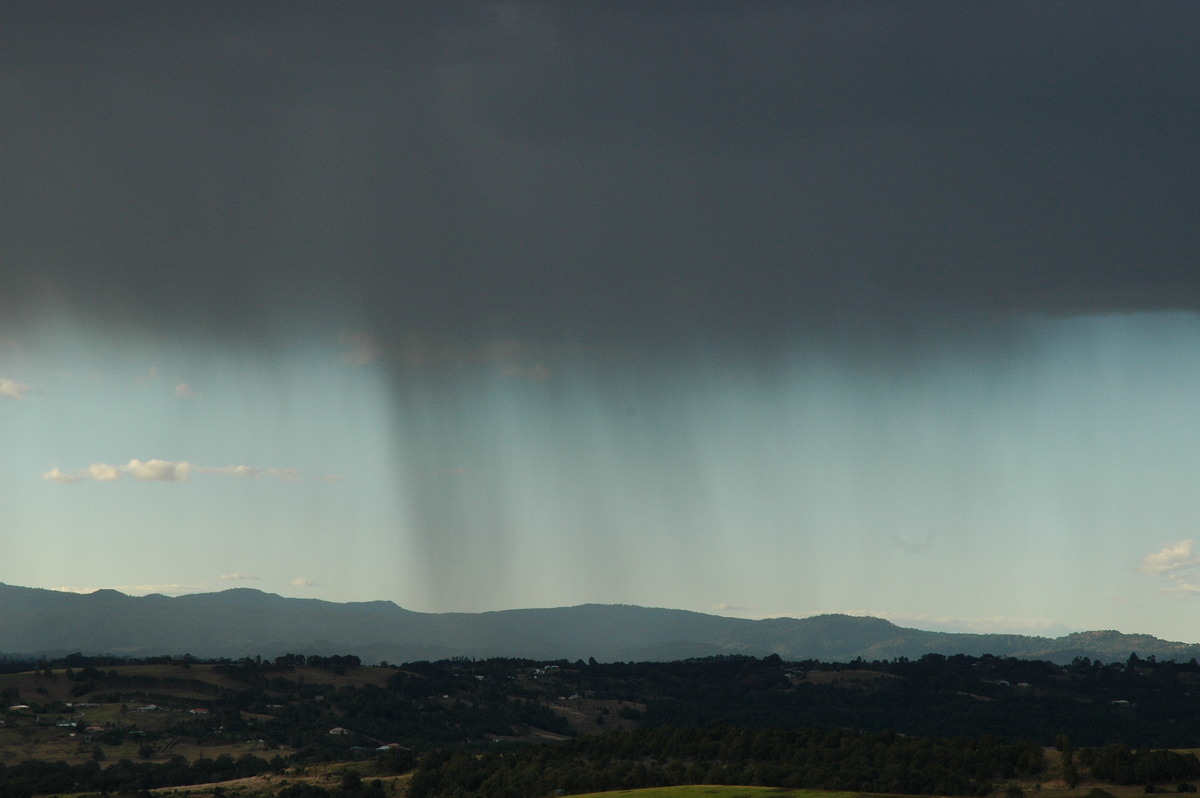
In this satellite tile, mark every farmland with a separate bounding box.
[2,653,1200,798]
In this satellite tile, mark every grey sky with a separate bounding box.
[3,1,1198,351]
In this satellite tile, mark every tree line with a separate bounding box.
[0,753,281,798]
[408,723,1047,798]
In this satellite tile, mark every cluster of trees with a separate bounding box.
[1080,744,1200,786]
[218,654,363,675]
[276,769,388,798]
[276,654,363,672]
[0,653,196,673]
[0,651,367,676]
[0,753,282,798]
[265,678,572,751]
[407,724,1047,798]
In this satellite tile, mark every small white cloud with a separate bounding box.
[711,603,755,613]
[1138,540,1200,599]
[0,378,30,399]
[220,573,260,581]
[290,577,317,587]
[45,459,311,484]
[126,458,192,482]
[174,382,198,398]
[42,467,83,484]
[88,463,123,481]
[1138,539,1200,577]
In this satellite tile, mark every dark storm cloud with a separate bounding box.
[3,1,1199,351]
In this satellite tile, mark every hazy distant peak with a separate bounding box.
[801,614,901,629]
[178,587,275,602]
[2,583,1198,663]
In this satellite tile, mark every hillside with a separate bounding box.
[2,582,1199,664]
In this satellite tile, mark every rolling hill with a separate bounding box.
[2,582,1197,664]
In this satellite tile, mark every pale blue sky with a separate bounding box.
[4,311,1199,643]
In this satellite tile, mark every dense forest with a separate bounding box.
[405,725,1200,798]
[4,651,1200,797]
[206,651,1199,751]
[0,752,279,798]
[583,652,1200,747]
[408,724,1051,798]
[6,651,1200,751]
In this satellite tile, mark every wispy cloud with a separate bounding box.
[174,382,198,398]
[266,467,301,482]
[290,577,317,587]
[1139,540,1200,597]
[42,459,313,484]
[220,572,260,581]
[0,378,30,399]
[199,465,259,477]
[1138,539,1200,576]
[43,467,83,484]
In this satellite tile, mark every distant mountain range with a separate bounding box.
[2,582,1197,664]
